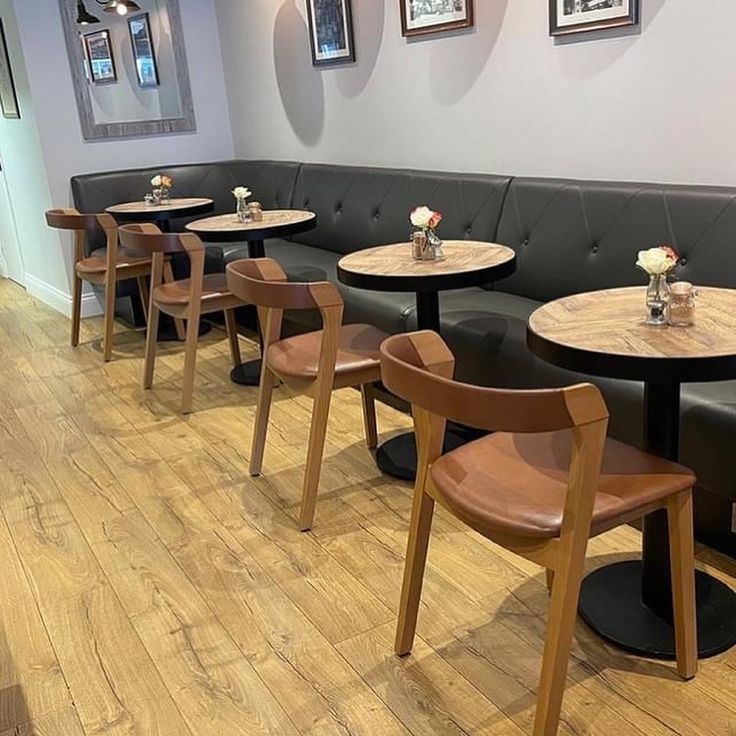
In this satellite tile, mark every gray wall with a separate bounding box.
[216,0,736,185]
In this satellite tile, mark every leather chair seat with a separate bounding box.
[80,247,152,274]
[267,324,387,381]
[153,273,230,306]
[431,431,695,540]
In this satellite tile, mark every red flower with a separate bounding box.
[660,245,678,262]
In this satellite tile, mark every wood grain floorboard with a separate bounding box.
[0,278,735,735]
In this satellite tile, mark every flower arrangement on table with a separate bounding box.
[410,205,444,261]
[636,245,679,326]
[150,174,173,205]
[232,186,263,223]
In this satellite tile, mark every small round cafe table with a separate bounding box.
[527,286,736,659]
[106,198,214,232]
[337,241,516,481]
[186,209,317,385]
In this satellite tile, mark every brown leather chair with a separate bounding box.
[226,257,386,531]
[45,208,166,362]
[118,224,243,414]
[380,330,697,736]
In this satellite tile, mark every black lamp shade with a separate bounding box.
[76,1,101,24]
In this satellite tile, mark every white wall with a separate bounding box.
[4,0,235,314]
[216,0,736,186]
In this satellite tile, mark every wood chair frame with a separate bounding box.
[226,257,379,531]
[380,330,697,736]
[45,207,175,362]
[119,223,243,414]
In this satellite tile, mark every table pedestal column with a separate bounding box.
[376,289,471,481]
[578,380,736,659]
[230,239,266,386]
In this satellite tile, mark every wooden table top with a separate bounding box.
[106,197,213,215]
[338,241,513,278]
[185,209,315,233]
[337,241,516,293]
[528,286,736,382]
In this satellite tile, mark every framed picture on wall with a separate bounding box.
[128,13,160,88]
[0,20,20,119]
[549,0,640,36]
[400,0,474,37]
[83,30,117,85]
[305,0,356,66]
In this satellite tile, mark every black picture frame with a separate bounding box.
[549,0,639,36]
[128,12,160,88]
[305,0,356,67]
[83,29,117,85]
[400,0,474,38]
[0,20,20,119]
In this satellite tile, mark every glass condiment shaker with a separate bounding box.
[668,281,697,326]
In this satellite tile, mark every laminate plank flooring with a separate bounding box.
[0,278,735,735]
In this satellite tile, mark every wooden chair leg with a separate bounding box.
[136,276,150,322]
[224,309,242,368]
[668,490,698,680]
[102,275,116,363]
[70,273,82,348]
[298,385,333,532]
[180,314,200,415]
[532,545,587,736]
[143,304,160,389]
[395,485,435,656]
[250,365,276,477]
[163,261,186,340]
[360,383,378,450]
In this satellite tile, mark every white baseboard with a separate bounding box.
[24,273,103,318]
[0,256,7,279]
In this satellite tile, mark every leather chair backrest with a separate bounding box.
[118,223,203,254]
[290,163,512,255]
[494,178,736,301]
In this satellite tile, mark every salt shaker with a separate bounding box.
[248,201,264,222]
[668,281,697,326]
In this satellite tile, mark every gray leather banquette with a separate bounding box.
[71,160,736,557]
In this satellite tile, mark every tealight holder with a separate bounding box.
[668,281,697,326]
[248,202,264,222]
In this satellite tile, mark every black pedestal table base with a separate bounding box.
[578,380,736,659]
[230,359,262,386]
[579,561,736,659]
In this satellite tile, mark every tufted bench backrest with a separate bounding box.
[494,178,736,301]
[71,160,300,252]
[289,163,512,254]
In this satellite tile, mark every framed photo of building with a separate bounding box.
[0,20,19,119]
[400,0,474,37]
[306,0,355,66]
[128,13,159,87]
[83,29,117,85]
[549,0,639,36]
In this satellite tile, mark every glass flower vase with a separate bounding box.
[236,197,250,223]
[645,273,670,326]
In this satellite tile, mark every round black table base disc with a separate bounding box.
[230,359,262,386]
[157,319,211,342]
[578,560,736,659]
[376,430,469,482]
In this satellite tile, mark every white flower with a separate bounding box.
[151,175,162,187]
[232,186,252,200]
[410,206,434,229]
[636,246,678,276]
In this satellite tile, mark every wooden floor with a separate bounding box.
[0,278,735,736]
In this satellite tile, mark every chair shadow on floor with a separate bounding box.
[0,625,32,733]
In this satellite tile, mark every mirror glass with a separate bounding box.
[60,0,195,139]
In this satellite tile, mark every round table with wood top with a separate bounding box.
[337,241,516,480]
[527,285,736,660]
[186,209,317,385]
[106,198,214,232]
